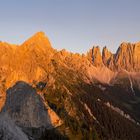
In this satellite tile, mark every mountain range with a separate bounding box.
[0,32,140,140]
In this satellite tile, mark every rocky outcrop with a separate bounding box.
[102,46,113,66]
[1,81,62,128]
[0,32,140,139]
[88,42,140,72]
[0,32,139,92]
[114,42,140,71]
[87,46,103,67]
[0,114,29,140]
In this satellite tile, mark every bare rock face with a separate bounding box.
[87,46,103,67]
[0,32,139,90]
[0,32,56,88]
[114,42,140,71]
[102,46,113,66]
[1,81,62,128]
[86,42,140,87]
[0,114,29,140]
[0,32,140,140]
[88,42,140,72]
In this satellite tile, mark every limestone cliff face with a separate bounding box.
[86,42,140,89]
[102,46,113,66]
[0,32,56,88]
[0,32,140,139]
[88,42,140,72]
[87,46,103,67]
[0,114,29,140]
[114,42,140,71]
[0,32,139,90]
[1,81,62,128]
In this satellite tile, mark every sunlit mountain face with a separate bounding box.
[0,32,140,140]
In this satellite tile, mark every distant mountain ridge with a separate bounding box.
[0,32,139,99]
[0,32,139,89]
[0,32,140,139]
[87,42,140,72]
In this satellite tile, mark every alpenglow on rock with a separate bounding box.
[0,31,55,88]
[87,42,140,72]
[0,31,139,95]
[87,46,103,67]
[114,42,140,71]
[0,32,140,140]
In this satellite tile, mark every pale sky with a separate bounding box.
[0,0,140,53]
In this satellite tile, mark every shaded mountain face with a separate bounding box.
[0,81,63,140]
[0,32,140,139]
[0,114,29,140]
[1,81,62,128]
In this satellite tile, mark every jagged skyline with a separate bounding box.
[0,31,140,140]
[0,0,140,53]
[0,31,140,89]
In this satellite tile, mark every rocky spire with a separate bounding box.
[87,42,140,72]
[102,46,113,66]
[21,31,53,51]
[114,42,140,71]
[87,46,103,67]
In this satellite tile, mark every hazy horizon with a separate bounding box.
[0,0,140,53]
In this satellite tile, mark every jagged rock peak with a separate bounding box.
[87,46,103,67]
[34,31,45,37]
[102,46,113,65]
[87,42,140,72]
[115,42,140,71]
[116,42,138,53]
[28,31,46,41]
[28,31,45,39]
[21,31,52,49]
[102,46,111,54]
